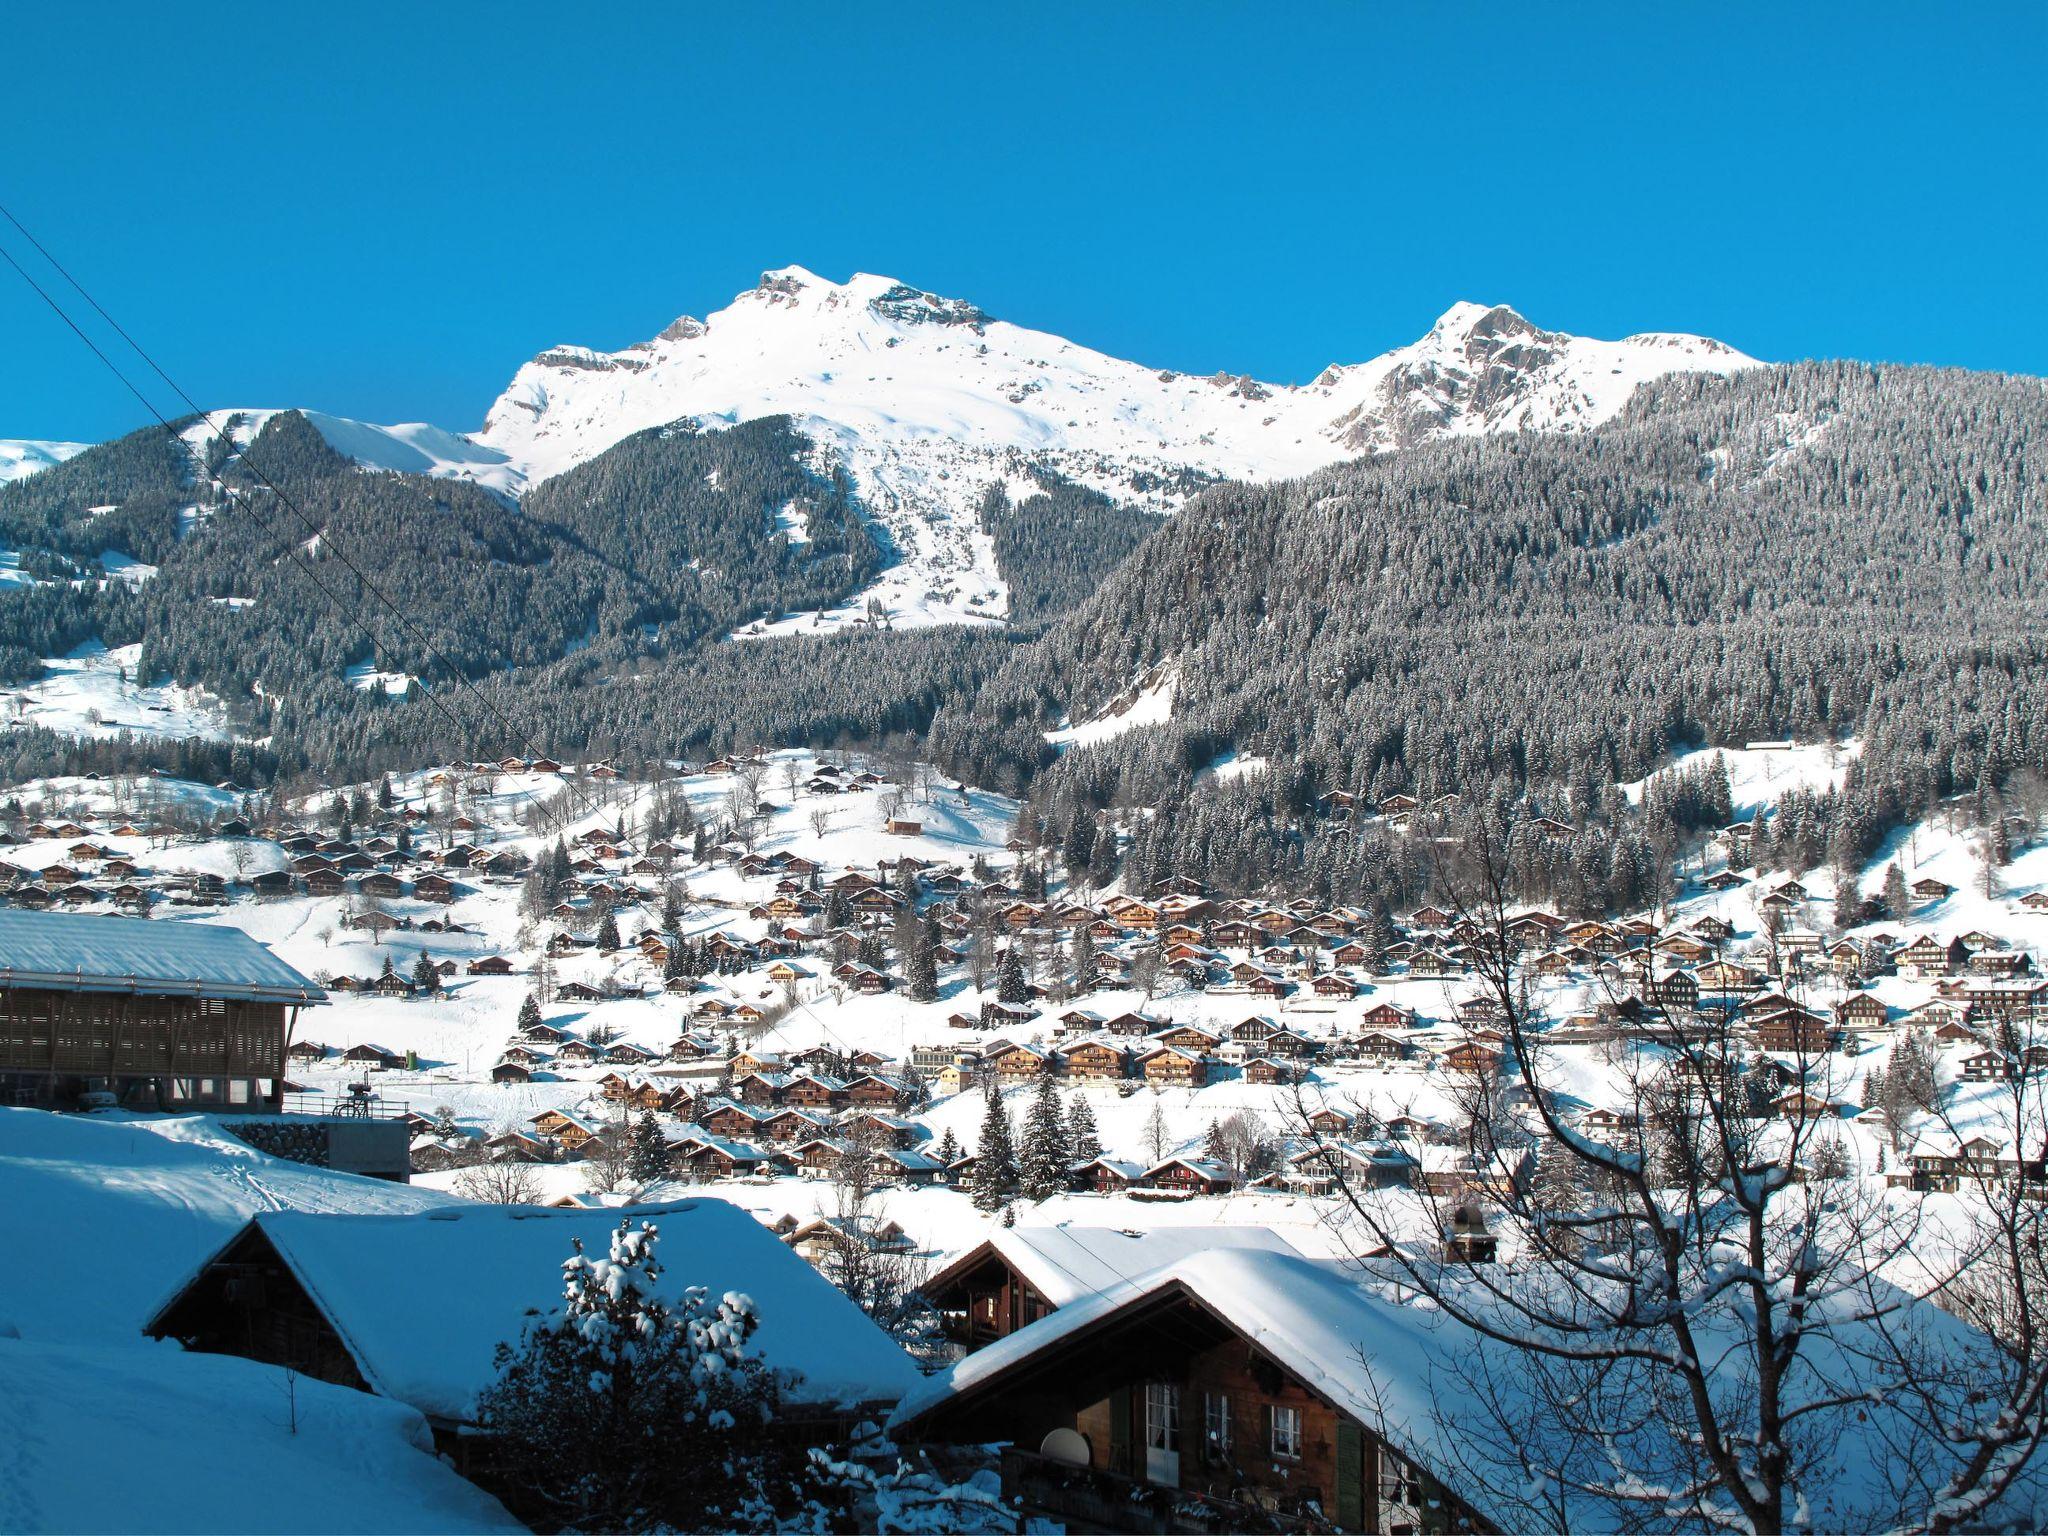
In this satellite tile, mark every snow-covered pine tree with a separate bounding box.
[1067,1093,1101,1161]
[1019,1072,1072,1200]
[904,921,939,1002]
[627,1109,668,1184]
[970,1086,1018,1212]
[516,992,543,1035]
[1882,861,1910,918]
[476,1220,795,1530]
[996,947,1028,1005]
[1070,924,1096,995]
[934,1125,962,1167]
[597,907,622,952]
[411,950,441,996]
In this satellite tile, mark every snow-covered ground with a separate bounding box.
[0,1336,518,1534]
[1045,667,1177,748]
[1623,739,1863,818]
[0,640,230,740]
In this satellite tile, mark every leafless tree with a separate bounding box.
[455,1158,544,1204]
[816,1129,940,1359]
[809,806,833,840]
[1295,826,2048,1534]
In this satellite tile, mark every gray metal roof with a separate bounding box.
[0,909,325,1004]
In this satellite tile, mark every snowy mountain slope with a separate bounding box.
[475,267,1755,627]
[478,267,1754,487]
[0,437,88,484]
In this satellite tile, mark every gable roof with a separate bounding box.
[147,1198,916,1422]
[930,1220,1307,1307]
[0,909,324,1003]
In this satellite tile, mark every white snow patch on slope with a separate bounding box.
[301,410,526,499]
[1046,668,1178,749]
[345,658,416,695]
[0,439,88,484]
[96,549,156,584]
[1622,740,1862,819]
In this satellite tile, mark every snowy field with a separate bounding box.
[0,641,230,740]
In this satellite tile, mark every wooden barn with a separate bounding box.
[0,909,323,1111]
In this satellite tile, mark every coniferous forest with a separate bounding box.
[1,360,2044,913]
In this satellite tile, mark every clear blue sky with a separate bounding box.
[3,2,2043,443]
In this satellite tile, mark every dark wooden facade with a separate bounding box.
[149,1223,370,1392]
[922,1241,1057,1348]
[0,983,297,1110]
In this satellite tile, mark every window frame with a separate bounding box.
[1203,1390,1233,1455]
[1144,1380,1181,1451]
[1269,1402,1303,1461]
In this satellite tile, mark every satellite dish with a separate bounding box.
[1039,1427,1090,1467]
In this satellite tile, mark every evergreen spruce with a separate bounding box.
[970,1086,1018,1212]
[627,1110,668,1184]
[1019,1072,1073,1200]
[996,947,1028,1005]
[905,919,939,1002]
[1067,1093,1101,1161]
[411,950,441,996]
[1070,924,1097,995]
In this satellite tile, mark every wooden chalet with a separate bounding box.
[0,910,323,1110]
[896,1245,1492,1534]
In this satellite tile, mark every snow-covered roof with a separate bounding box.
[0,909,324,1003]
[152,1197,917,1423]
[959,1221,1309,1307]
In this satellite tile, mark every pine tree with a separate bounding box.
[934,1126,962,1167]
[970,1086,1018,1212]
[517,993,543,1036]
[856,931,887,972]
[412,950,441,996]
[1019,1072,1072,1200]
[627,1110,668,1184]
[597,908,622,952]
[905,920,939,1002]
[1067,1093,1101,1161]
[1070,924,1097,995]
[996,947,1028,1005]
[1882,861,1910,918]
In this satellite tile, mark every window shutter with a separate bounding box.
[1336,1418,1364,1529]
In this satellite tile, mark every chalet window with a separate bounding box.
[1203,1391,1232,1453]
[1144,1381,1181,1452]
[1269,1403,1302,1460]
[1380,1446,1425,1509]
